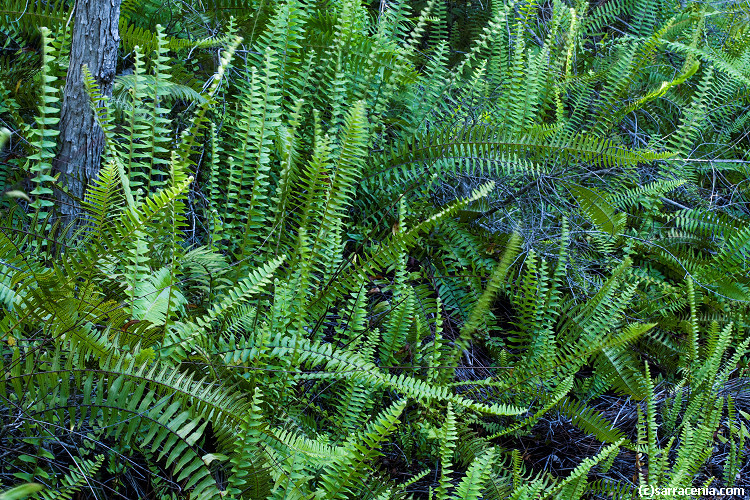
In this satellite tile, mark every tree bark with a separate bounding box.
[54,0,121,220]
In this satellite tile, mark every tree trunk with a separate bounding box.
[54,0,121,220]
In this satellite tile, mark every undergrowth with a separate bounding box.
[1,0,749,498]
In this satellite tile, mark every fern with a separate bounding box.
[3,0,750,497]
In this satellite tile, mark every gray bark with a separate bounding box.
[54,0,121,219]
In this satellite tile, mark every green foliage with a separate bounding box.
[2,0,750,497]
